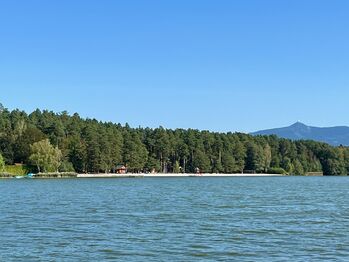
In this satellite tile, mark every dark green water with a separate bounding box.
[1,177,349,261]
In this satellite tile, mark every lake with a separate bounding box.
[1,177,349,261]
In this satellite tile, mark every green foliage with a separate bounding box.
[282,157,294,174]
[263,145,272,172]
[192,149,211,173]
[29,139,62,173]
[0,153,5,172]
[123,131,148,172]
[0,106,348,175]
[145,156,161,172]
[221,152,236,173]
[68,136,87,173]
[173,160,181,173]
[59,161,75,172]
[292,159,304,175]
[245,143,265,172]
[14,126,46,163]
[4,165,31,176]
[267,167,287,174]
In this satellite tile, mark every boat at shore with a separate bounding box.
[14,173,36,179]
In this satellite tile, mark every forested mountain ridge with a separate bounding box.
[0,105,348,176]
[252,122,349,146]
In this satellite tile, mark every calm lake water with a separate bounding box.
[1,177,349,261]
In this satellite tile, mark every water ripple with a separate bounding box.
[0,177,349,261]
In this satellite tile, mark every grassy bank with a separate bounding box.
[0,168,77,178]
[0,165,31,178]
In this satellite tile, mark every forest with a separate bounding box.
[0,104,348,176]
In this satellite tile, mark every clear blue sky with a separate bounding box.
[1,0,349,133]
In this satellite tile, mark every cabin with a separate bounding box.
[116,165,127,174]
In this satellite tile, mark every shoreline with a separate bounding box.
[1,173,330,179]
[77,173,284,178]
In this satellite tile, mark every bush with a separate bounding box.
[4,165,31,176]
[267,167,287,174]
[59,161,75,172]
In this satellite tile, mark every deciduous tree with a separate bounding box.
[29,139,62,173]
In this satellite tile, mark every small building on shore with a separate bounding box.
[116,165,127,174]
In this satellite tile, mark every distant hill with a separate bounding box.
[251,122,349,146]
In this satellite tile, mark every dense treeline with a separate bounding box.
[0,104,348,175]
